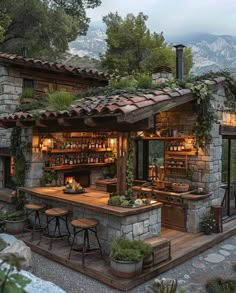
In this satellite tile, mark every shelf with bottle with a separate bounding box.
[52,137,109,151]
[49,148,112,154]
[44,162,114,171]
[44,151,116,170]
[165,137,196,156]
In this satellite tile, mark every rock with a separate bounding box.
[221,244,236,251]
[219,250,231,256]
[22,270,66,293]
[204,253,225,263]
[184,274,190,279]
[0,233,17,245]
[192,261,206,269]
[0,240,31,269]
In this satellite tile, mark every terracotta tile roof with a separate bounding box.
[0,77,226,125]
[0,52,108,81]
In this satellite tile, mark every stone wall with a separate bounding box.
[24,192,161,254]
[0,65,22,147]
[156,84,227,232]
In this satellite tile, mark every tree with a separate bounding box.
[101,12,192,77]
[0,0,101,60]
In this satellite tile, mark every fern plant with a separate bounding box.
[47,90,74,111]
[147,278,178,293]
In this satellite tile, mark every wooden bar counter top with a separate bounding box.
[19,186,162,217]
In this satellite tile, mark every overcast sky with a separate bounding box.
[87,0,236,36]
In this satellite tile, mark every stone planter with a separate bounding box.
[110,258,143,278]
[5,219,25,234]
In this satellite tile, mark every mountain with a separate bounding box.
[168,33,236,74]
[69,25,106,59]
[69,27,236,75]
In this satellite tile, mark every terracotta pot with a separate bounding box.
[5,219,25,235]
[172,183,189,192]
[110,258,143,278]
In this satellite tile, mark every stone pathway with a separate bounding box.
[31,235,236,293]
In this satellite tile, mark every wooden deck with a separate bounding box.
[20,218,236,292]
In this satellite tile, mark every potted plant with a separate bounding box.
[40,170,58,186]
[5,210,25,235]
[200,212,216,235]
[110,238,152,278]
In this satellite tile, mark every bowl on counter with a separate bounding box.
[172,183,189,193]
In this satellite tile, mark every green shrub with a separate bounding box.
[200,212,216,234]
[47,90,74,111]
[206,277,236,293]
[136,72,152,89]
[6,210,25,221]
[21,87,34,99]
[111,238,152,262]
[147,278,178,293]
[109,76,138,91]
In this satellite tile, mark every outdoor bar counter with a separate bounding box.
[19,186,163,253]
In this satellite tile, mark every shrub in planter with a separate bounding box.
[5,211,25,235]
[147,278,178,293]
[200,212,216,235]
[110,238,152,278]
[206,277,236,293]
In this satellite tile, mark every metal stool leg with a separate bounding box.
[49,216,59,250]
[68,227,76,259]
[82,229,88,266]
[94,226,103,257]
[65,216,71,244]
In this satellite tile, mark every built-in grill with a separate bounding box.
[154,189,187,232]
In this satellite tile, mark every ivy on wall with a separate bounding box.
[126,136,134,199]
[187,83,217,149]
[10,128,28,187]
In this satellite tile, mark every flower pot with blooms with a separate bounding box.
[200,212,216,235]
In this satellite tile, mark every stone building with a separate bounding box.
[0,52,235,236]
[0,52,108,189]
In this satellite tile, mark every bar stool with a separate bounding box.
[211,205,223,233]
[68,218,102,266]
[40,208,70,250]
[24,203,45,241]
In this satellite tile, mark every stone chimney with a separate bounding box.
[152,66,173,85]
[174,44,185,81]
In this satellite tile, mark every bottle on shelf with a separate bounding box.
[64,155,68,165]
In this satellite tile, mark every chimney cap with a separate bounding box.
[152,65,172,74]
[174,44,186,49]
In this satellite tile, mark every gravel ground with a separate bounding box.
[31,235,236,293]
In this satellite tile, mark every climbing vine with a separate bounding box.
[188,83,217,149]
[10,128,28,187]
[126,136,134,199]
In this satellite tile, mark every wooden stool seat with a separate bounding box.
[25,203,44,210]
[24,203,45,241]
[69,218,102,265]
[45,208,68,217]
[71,218,98,229]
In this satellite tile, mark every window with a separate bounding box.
[23,79,34,89]
[136,140,165,180]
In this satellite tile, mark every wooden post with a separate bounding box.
[116,133,128,195]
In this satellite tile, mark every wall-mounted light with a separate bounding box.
[39,134,55,151]
[223,112,236,126]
